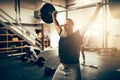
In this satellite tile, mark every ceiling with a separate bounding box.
[20,0,85,10]
[41,0,77,8]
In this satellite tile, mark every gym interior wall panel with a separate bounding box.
[107,19,120,50]
[107,7,120,50]
[0,0,16,23]
[0,0,38,24]
[20,7,36,23]
[49,24,59,48]
[43,24,51,38]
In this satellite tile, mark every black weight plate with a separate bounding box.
[40,3,56,23]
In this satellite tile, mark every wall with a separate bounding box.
[0,0,42,23]
[107,8,120,49]
[68,1,120,49]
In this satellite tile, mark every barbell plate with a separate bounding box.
[40,3,55,23]
[44,67,56,76]
[37,57,46,67]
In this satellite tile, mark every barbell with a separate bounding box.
[40,0,120,24]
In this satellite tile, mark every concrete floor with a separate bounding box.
[0,48,120,80]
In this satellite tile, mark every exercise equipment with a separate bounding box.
[40,2,102,23]
[44,67,56,76]
[37,57,46,67]
[40,3,55,23]
[40,0,120,23]
[40,2,104,23]
[21,54,56,76]
[21,55,46,67]
[81,63,98,69]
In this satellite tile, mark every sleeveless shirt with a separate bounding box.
[59,30,83,64]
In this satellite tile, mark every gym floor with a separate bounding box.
[0,48,120,80]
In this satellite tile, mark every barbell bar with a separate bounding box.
[40,0,120,23]
[58,2,108,13]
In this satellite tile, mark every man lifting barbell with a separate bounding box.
[51,3,103,80]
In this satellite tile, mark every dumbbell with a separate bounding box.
[44,67,56,76]
[37,57,46,67]
[21,55,46,67]
[37,58,56,76]
[21,54,56,76]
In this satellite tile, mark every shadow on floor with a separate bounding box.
[0,49,120,80]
